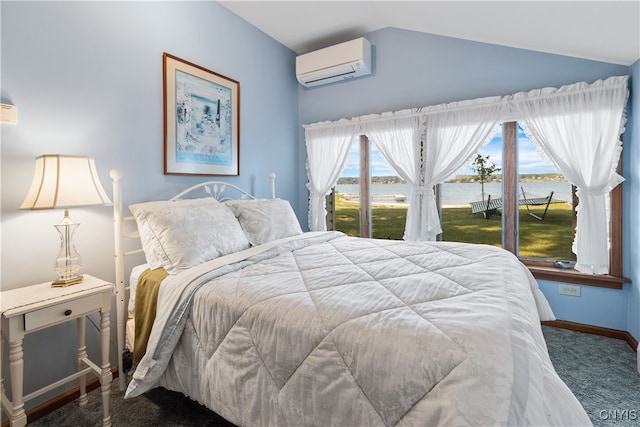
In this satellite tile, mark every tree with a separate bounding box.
[471,154,501,202]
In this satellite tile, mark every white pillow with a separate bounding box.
[225,199,303,246]
[130,198,217,269]
[129,198,249,274]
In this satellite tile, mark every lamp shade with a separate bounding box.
[20,154,112,210]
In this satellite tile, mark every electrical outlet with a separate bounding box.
[559,284,581,297]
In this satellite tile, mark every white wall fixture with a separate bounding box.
[1,103,18,124]
[296,37,372,88]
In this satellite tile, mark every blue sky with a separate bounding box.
[342,127,557,177]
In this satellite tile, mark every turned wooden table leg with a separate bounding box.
[77,316,88,406]
[100,310,112,427]
[8,336,26,427]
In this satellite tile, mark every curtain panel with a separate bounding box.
[359,111,426,240]
[419,97,505,240]
[305,121,358,231]
[512,76,629,274]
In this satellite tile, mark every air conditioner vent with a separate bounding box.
[296,38,372,88]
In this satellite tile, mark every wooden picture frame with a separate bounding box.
[163,53,240,176]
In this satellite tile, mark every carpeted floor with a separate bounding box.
[26,326,639,426]
[542,327,639,427]
[29,379,234,427]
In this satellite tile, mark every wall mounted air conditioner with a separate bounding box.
[296,37,372,88]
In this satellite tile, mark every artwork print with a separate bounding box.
[164,53,239,176]
[175,71,232,166]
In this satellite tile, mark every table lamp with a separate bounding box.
[20,154,112,287]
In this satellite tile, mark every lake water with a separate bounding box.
[336,181,572,207]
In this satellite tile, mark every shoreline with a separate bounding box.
[340,198,468,209]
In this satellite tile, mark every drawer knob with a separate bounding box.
[64,309,72,316]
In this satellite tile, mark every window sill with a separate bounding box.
[523,262,628,289]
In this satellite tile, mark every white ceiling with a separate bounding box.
[219,1,640,66]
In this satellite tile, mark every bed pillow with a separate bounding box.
[129,198,249,274]
[225,199,303,246]
[129,198,217,269]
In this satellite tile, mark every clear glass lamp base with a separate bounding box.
[53,210,84,287]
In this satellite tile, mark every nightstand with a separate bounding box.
[0,275,114,427]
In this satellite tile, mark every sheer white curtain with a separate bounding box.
[419,98,505,240]
[305,121,358,231]
[361,111,426,240]
[514,76,629,274]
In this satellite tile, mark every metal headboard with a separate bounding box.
[110,170,276,390]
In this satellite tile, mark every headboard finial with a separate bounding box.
[110,168,123,181]
[269,172,276,199]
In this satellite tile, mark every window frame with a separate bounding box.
[522,175,625,289]
[489,122,626,289]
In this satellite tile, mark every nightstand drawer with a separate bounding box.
[24,293,103,331]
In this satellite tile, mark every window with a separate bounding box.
[440,122,624,288]
[506,120,623,287]
[440,122,576,261]
[332,135,409,240]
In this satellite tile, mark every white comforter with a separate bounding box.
[126,232,591,426]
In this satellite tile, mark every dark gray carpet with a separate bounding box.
[30,380,233,427]
[28,326,639,426]
[542,326,639,427]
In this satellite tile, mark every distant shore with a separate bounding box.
[337,173,567,185]
[339,194,469,209]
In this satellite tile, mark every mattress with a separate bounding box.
[125,263,149,351]
[128,263,149,315]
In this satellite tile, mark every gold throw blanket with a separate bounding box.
[133,267,169,365]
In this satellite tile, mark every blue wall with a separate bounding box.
[1,0,298,409]
[297,27,635,335]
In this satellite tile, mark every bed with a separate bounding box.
[112,170,592,427]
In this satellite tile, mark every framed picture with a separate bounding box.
[163,53,240,176]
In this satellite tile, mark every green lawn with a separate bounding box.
[334,195,576,260]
